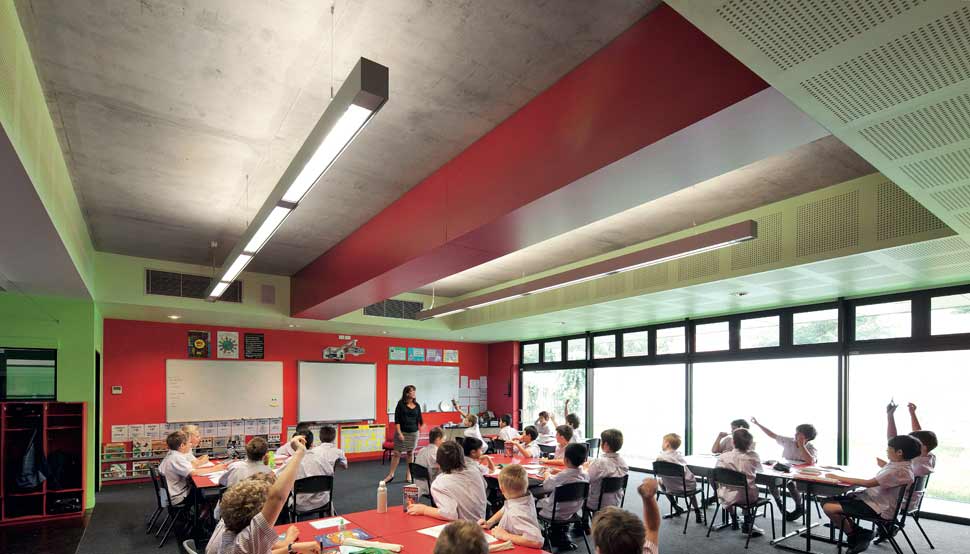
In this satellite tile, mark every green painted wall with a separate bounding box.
[0,292,98,508]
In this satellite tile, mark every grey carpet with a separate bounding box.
[73,462,964,554]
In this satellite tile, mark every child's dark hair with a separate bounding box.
[732,428,754,452]
[910,430,938,452]
[796,423,817,441]
[166,431,187,451]
[538,411,549,420]
[461,437,484,457]
[245,436,268,461]
[501,414,512,427]
[564,443,587,467]
[556,424,573,441]
[731,419,750,430]
[429,426,444,443]
[295,428,314,446]
[601,428,623,452]
[436,440,466,473]
[565,413,580,429]
[296,421,312,432]
[888,435,922,461]
[523,425,538,441]
[319,425,336,444]
[592,507,645,554]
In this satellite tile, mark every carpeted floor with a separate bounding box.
[66,461,964,554]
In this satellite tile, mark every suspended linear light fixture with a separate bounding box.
[206,57,389,300]
[417,220,757,320]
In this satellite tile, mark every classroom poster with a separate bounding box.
[426,348,442,362]
[443,349,459,363]
[110,425,129,442]
[407,347,425,361]
[188,331,210,358]
[128,424,145,439]
[389,346,407,361]
[217,420,232,437]
[217,331,240,358]
[244,333,264,359]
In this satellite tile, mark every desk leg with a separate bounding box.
[781,478,788,537]
[804,485,812,552]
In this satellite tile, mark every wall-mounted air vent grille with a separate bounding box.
[796,190,860,257]
[876,180,945,241]
[363,299,424,320]
[145,270,242,303]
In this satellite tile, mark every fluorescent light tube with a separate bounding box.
[209,281,231,298]
[281,104,373,203]
[221,253,253,284]
[431,308,467,318]
[466,295,525,310]
[244,206,291,254]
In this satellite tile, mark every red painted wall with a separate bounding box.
[487,342,519,428]
[102,319,492,457]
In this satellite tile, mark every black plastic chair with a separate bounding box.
[585,438,601,458]
[408,463,436,507]
[653,461,707,534]
[838,481,914,554]
[538,444,557,456]
[154,470,190,548]
[492,439,506,455]
[874,474,933,553]
[146,466,165,534]
[289,475,334,522]
[537,481,591,553]
[707,467,775,549]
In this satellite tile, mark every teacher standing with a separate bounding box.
[384,384,422,483]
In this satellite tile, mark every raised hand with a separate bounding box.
[717,431,729,439]
[638,477,659,498]
[908,403,917,413]
[750,416,759,425]
[886,400,897,414]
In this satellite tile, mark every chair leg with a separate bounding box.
[158,510,181,548]
[914,515,935,549]
[146,507,162,534]
[768,503,776,541]
[154,513,170,537]
[743,508,753,550]
[900,527,918,554]
[682,497,690,535]
[706,504,720,538]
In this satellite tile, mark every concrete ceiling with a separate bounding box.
[15,0,660,275]
[415,135,875,297]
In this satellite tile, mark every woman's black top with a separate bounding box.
[395,400,423,433]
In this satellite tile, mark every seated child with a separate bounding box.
[823,435,921,554]
[452,399,485,444]
[220,436,272,487]
[751,417,818,521]
[415,426,445,496]
[884,402,938,504]
[276,422,312,457]
[544,425,574,465]
[592,478,662,554]
[408,440,488,522]
[512,426,541,458]
[461,436,495,474]
[207,437,319,554]
[433,520,489,554]
[180,424,209,467]
[712,419,749,454]
[535,411,558,446]
[478,464,544,548]
[538,443,589,547]
[498,414,520,442]
[656,432,702,523]
[293,429,338,514]
[715,429,764,537]
[564,399,584,443]
[158,431,226,506]
[310,425,348,471]
[586,429,629,513]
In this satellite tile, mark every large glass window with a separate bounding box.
[740,316,779,349]
[622,331,648,357]
[543,341,562,363]
[656,327,685,355]
[593,335,616,359]
[695,322,729,352]
[855,301,911,340]
[521,369,586,431]
[593,364,685,468]
[0,348,56,400]
[522,344,539,364]
[693,357,838,462]
[794,309,839,344]
[931,293,970,335]
[848,351,970,518]
[567,338,586,361]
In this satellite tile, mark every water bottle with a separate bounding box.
[266,451,276,468]
[377,480,388,513]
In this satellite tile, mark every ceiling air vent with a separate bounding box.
[363,299,424,320]
[145,270,242,303]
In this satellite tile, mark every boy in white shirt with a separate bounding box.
[538,442,589,548]
[585,428,630,534]
[823,435,921,554]
[497,414,520,442]
[415,427,444,496]
[180,424,210,467]
[220,437,272,488]
[310,425,348,472]
[656,432,702,523]
[512,426,541,458]
[884,403,938,499]
[158,431,226,506]
[461,436,496,475]
[564,400,584,443]
[592,478,662,554]
[712,419,749,454]
[293,429,340,515]
[275,422,312,458]
[478,464,544,548]
[408,440,488,522]
[751,417,818,521]
[546,425,572,462]
[452,399,485,444]
[715,428,765,537]
[535,411,557,446]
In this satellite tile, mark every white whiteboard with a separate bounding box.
[298,362,376,422]
[387,364,459,413]
[166,359,283,422]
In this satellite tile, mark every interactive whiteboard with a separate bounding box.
[298,361,377,422]
[166,359,283,422]
[387,364,459,413]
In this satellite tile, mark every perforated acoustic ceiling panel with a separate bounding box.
[668,0,970,241]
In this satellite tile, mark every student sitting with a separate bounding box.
[452,399,485,444]
[564,399,584,443]
[543,425,573,465]
[823,435,921,554]
[311,425,348,472]
[276,422,312,457]
[220,436,272,487]
[497,414,520,442]
[293,429,338,516]
[512,426,541,458]
[478,464,544,548]
[592,478,662,554]
[433,520,489,554]
[715,429,764,537]
[712,419,749,454]
[656,433,702,523]
[407,440,488,522]
[415,426,445,496]
[751,417,818,521]
[207,437,320,554]
[586,429,629,513]
[535,411,558,446]
[538,443,589,548]
[460,436,495,474]
[885,402,938,491]
[158,431,225,506]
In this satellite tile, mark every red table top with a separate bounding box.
[342,508,443,536]
[273,518,364,543]
[380,527,546,554]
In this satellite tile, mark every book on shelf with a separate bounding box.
[104,463,127,479]
[132,436,153,458]
[103,442,127,461]
[152,439,168,456]
[132,461,152,477]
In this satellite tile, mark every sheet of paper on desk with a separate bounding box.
[419,523,498,543]
[206,470,227,482]
[310,516,351,529]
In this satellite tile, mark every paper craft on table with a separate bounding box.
[309,516,351,529]
[419,523,498,543]
[316,529,373,548]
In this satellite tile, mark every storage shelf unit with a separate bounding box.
[99,437,280,484]
[1,402,87,525]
